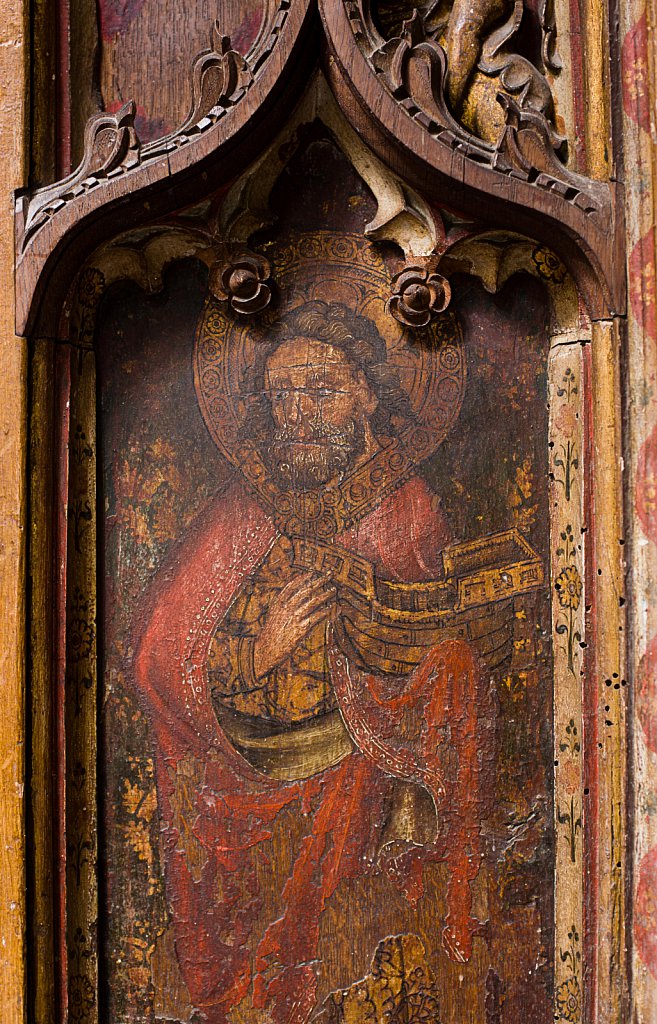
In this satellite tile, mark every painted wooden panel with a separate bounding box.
[94,140,555,1023]
[9,1,635,1022]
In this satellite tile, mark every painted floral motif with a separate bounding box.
[69,973,96,1023]
[550,342,584,1024]
[72,423,94,468]
[532,246,567,283]
[67,833,93,888]
[73,269,106,348]
[502,670,529,702]
[122,918,157,1003]
[122,770,160,896]
[113,435,216,576]
[552,368,577,507]
[555,566,582,610]
[555,564,582,675]
[557,795,582,863]
[556,524,577,565]
[557,366,579,403]
[67,586,95,663]
[316,934,442,1024]
[558,755,581,797]
[509,458,539,533]
[69,927,96,1023]
[555,976,581,1023]
[67,585,95,715]
[556,926,581,1022]
[101,267,222,1017]
[77,267,106,309]
[559,718,581,756]
[554,440,578,501]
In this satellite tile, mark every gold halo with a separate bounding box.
[194,232,465,538]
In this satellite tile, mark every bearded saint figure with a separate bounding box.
[134,300,496,1023]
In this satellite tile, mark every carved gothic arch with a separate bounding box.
[16,0,624,337]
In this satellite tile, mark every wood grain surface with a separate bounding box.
[98,0,265,141]
[0,2,27,1022]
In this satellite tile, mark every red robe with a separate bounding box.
[133,474,493,1023]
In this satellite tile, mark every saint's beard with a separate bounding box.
[267,419,365,489]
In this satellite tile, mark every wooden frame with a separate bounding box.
[14,3,630,1022]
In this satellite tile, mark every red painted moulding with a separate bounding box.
[15,0,317,338]
[317,0,625,321]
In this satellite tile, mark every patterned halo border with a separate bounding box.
[194,232,466,537]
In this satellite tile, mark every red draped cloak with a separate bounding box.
[133,474,493,1023]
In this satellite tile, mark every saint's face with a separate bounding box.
[264,336,376,489]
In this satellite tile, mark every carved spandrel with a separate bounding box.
[366,1,576,171]
[16,0,624,344]
[325,0,619,317]
[17,29,252,253]
[372,0,562,136]
[15,2,291,258]
[15,0,576,261]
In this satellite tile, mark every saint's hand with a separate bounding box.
[253,573,335,679]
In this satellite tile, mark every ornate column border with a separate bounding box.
[549,335,586,1024]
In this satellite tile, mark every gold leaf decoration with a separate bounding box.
[314,934,442,1023]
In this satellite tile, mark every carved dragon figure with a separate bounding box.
[374,0,562,147]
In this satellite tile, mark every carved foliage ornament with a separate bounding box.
[371,0,562,132]
[318,0,620,316]
[16,4,285,252]
[19,102,141,250]
[18,0,589,246]
[363,1,598,207]
[186,22,253,129]
[15,0,621,338]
